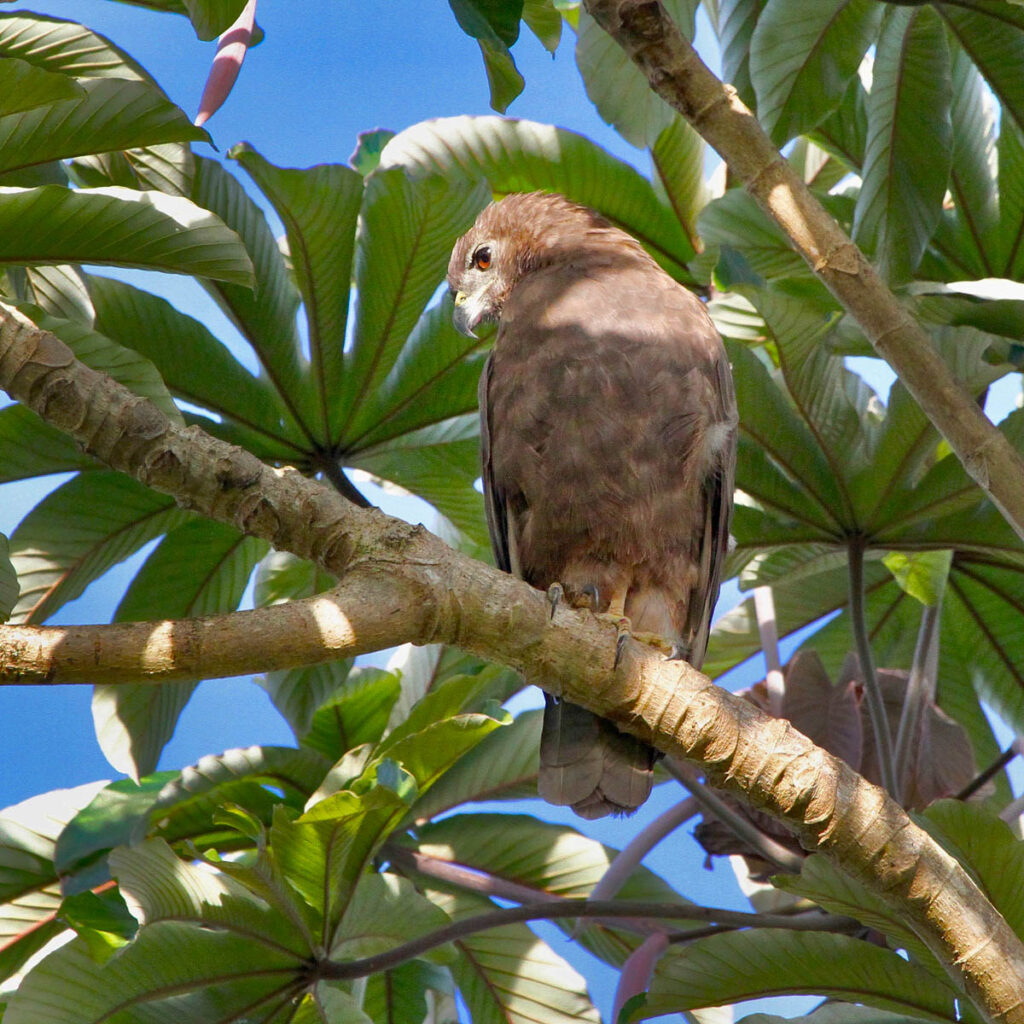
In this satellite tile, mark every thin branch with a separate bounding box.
[894,599,942,803]
[581,0,1024,543]
[848,536,897,797]
[316,899,854,981]
[664,760,804,873]
[754,586,785,717]
[957,743,1020,802]
[588,797,698,902]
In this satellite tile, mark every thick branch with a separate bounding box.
[2,307,1024,1020]
[581,0,1024,542]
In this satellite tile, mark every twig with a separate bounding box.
[848,536,897,797]
[957,743,1020,802]
[664,760,804,873]
[316,899,854,981]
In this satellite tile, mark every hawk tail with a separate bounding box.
[538,695,654,819]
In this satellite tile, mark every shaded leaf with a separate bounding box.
[853,6,952,282]
[380,116,696,281]
[0,533,17,622]
[0,56,83,117]
[231,143,365,440]
[183,0,252,39]
[0,186,251,283]
[300,668,402,758]
[9,472,189,624]
[92,521,267,779]
[750,0,880,145]
[718,0,767,109]
[643,930,971,1023]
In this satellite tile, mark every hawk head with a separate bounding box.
[447,191,624,338]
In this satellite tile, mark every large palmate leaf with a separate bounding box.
[749,0,881,145]
[379,116,696,282]
[86,274,301,461]
[852,6,952,283]
[0,186,251,283]
[0,57,82,117]
[92,520,268,779]
[8,472,190,624]
[337,169,488,440]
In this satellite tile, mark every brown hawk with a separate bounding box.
[447,192,736,819]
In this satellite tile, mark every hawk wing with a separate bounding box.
[478,353,512,575]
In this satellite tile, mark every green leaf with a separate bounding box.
[882,550,952,607]
[299,668,402,757]
[92,521,267,779]
[575,0,697,148]
[0,781,108,984]
[277,789,409,934]
[643,930,971,1023]
[191,156,312,437]
[422,886,601,1024]
[350,129,397,177]
[921,799,1024,941]
[0,78,206,176]
[750,0,881,145]
[53,775,176,885]
[231,143,365,441]
[182,0,251,38]
[410,812,689,968]
[523,0,562,51]
[87,274,301,459]
[17,303,181,421]
[718,0,767,108]
[852,6,952,282]
[406,708,542,820]
[939,2,1024,140]
[5,923,303,1024]
[364,960,454,1024]
[0,56,83,117]
[24,264,93,324]
[0,12,151,82]
[448,0,525,111]
[0,185,252,283]
[651,115,709,252]
[380,116,696,281]
[698,190,808,281]
[331,871,451,959]
[338,170,488,441]
[0,404,94,483]
[342,298,486,452]
[8,472,189,624]
[0,533,17,622]
[146,745,329,850]
[350,416,488,544]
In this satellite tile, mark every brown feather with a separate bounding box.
[450,192,737,818]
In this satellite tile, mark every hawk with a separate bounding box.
[447,192,736,819]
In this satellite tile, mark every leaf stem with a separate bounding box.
[754,586,785,717]
[664,760,804,873]
[957,743,1020,802]
[316,899,854,981]
[848,536,898,797]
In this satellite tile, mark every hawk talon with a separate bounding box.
[546,582,564,621]
[613,616,631,670]
[581,583,600,613]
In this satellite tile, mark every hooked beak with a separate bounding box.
[452,291,479,339]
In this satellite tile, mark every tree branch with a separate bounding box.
[316,899,855,982]
[581,0,1024,543]
[2,305,1024,1020]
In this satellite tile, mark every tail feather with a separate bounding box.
[538,695,654,818]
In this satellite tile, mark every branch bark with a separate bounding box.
[581,0,1024,543]
[2,306,1024,1019]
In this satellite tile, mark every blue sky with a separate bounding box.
[3,3,1019,1019]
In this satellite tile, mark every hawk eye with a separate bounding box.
[472,246,492,271]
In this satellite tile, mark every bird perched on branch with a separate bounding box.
[447,192,736,819]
